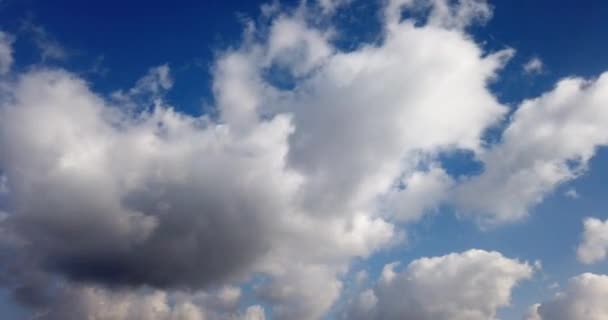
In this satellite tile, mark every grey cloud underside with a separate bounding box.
[0,70,289,290]
[525,273,608,320]
[0,31,13,74]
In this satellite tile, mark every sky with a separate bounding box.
[0,0,608,319]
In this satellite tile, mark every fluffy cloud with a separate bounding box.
[526,273,608,320]
[0,68,300,290]
[383,166,453,222]
[455,73,608,224]
[577,217,608,264]
[344,250,534,320]
[32,284,265,320]
[275,4,509,223]
[206,0,513,315]
[34,286,206,320]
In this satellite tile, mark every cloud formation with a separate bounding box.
[577,217,608,264]
[455,73,608,224]
[33,284,265,320]
[526,273,608,320]
[344,249,533,320]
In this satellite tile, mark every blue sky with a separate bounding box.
[3,0,608,108]
[0,0,608,319]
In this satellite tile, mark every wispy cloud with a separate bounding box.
[21,18,68,62]
[523,56,544,74]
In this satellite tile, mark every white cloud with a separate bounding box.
[455,73,608,224]
[112,64,174,102]
[577,217,608,264]
[384,166,453,222]
[386,0,493,30]
[34,286,205,320]
[523,57,543,74]
[317,0,352,14]
[32,284,266,320]
[0,31,13,74]
[265,16,333,75]
[241,305,266,320]
[523,304,542,320]
[345,249,534,320]
[208,1,513,315]
[256,263,343,320]
[527,273,608,320]
[131,64,174,95]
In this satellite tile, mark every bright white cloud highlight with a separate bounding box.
[345,250,533,320]
[577,217,608,264]
[456,73,608,224]
[384,166,453,222]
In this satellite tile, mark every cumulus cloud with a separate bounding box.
[526,273,608,320]
[383,165,453,222]
[577,217,608,264]
[0,68,303,290]
[206,1,515,315]
[31,284,265,320]
[33,286,206,320]
[344,249,534,320]
[455,73,608,224]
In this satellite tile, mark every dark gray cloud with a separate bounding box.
[0,69,291,291]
